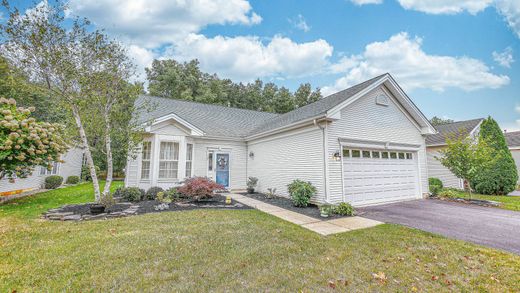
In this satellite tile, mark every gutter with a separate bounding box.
[314,119,329,203]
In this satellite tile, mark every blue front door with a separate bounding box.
[215,153,230,187]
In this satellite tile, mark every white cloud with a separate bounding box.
[323,32,509,95]
[495,0,520,38]
[127,45,156,81]
[397,0,493,14]
[166,34,333,81]
[289,14,310,32]
[515,104,520,114]
[349,0,384,5]
[493,47,514,67]
[66,0,262,48]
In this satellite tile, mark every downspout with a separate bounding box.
[314,119,328,203]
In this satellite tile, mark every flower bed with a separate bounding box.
[43,195,251,221]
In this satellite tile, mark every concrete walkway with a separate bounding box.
[227,193,382,235]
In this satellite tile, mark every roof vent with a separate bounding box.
[376,94,389,106]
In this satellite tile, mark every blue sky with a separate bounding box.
[7,0,520,130]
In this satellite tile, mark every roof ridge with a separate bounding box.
[140,94,280,116]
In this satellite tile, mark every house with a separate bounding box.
[124,73,437,206]
[505,131,520,185]
[0,147,84,195]
[425,119,483,189]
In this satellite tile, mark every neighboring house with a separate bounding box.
[425,119,483,189]
[505,131,520,185]
[0,147,84,195]
[125,73,436,206]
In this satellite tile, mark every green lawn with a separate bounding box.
[1,184,520,291]
[447,189,520,212]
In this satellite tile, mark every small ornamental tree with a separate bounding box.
[0,97,67,180]
[472,117,518,195]
[438,135,493,198]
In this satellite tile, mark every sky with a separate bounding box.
[5,0,520,131]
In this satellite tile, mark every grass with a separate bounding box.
[447,189,520,212]
[1,184,520,291]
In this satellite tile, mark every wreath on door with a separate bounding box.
[217,156,227,168]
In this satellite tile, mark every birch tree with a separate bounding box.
[1,1,140,200]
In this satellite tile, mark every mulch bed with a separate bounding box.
[432,196,501,207]
[240,192,348,220]
[43,195,251,221]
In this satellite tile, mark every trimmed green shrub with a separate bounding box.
[65,175,80,185]
[428,177,443,196]
[164,187,181,201]
[471,117,518,195]
[438,188,459,199]
[44,175,63,189]
[118,187,144,202]
[287,179,316,207]
[144,186,164,200]
[333,202,354,216]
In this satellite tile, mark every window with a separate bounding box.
[185,143,193,178]
[159,142,179,179]
[40,162,59,175]
[140,141,151,179]
[381,152,389,159]
[351,150,361,158]
[406,153,413,160]
[398,152,405,159]
[372,151,380,159]
[362,150,371,158]
[342,149,350,157]
[390,152,397,159]
[208,152,213,171]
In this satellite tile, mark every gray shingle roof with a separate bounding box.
[426,118,483,146]
[505,131,520,147]
[135,95,279,138]
[135,73,387,138]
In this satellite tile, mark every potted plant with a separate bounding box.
[319,204,333,218]
[247,177,258,194]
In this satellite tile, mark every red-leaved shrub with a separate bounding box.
[178,177,224,200]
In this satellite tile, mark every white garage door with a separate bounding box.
[342,148,419,206]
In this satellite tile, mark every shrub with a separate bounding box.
[44,175,63,189]
[247,177,258,193]
[144,186,164,200]
[266,187,277,199]
[66,175,80,185]
[156,192,172,204]
[164,187,181,201]
[81,165,100,182]
[178,177,224,200]
[428,178,443,196]
[118,187,144,202]
[471,117,518,195]
[333,202,354,216]
[99,193,116,209]
[287,179,316,207]
[438,188,459,199]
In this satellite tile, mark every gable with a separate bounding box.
[329,85,424,144]
[149,120,193,136]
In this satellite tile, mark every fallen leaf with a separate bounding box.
[372,272,387,284]
[431,275,439,281]
[328,280,336,289]
[490,276,500,283]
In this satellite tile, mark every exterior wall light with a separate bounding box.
[249,151,254,159]
[333,151,341,161]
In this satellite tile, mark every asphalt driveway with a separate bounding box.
[357,199,520,255]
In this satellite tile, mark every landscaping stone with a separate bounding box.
[43,195,251,221]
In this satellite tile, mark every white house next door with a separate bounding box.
[342,148,419,206]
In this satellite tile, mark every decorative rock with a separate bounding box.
[62,214,82,221]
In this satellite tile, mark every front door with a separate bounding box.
[215,153,230,187]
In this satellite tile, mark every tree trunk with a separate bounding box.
[102,111,113,196]
[72,105,101,202]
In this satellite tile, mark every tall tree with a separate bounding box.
[294,83,321,108]
[1,1,141,200]
[430,116,455,126]
[471,117,518,195]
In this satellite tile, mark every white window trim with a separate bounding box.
[185,143,193,178]
[140,141,152,181]
[158,140,180,181]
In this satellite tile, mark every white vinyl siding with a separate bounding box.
[185,143,193,178]
[159,142,179,179]
[39,161,60,175]
[247,125,325,201]
[426,147,463,189]
[327,86,427,205]
[0,147,84,193]
[140,141,152,179]
[192,138,247,190]
[510,149,520,185]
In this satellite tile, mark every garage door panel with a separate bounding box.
[342,148,419,205]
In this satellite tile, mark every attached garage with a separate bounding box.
[341,147,420,206]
